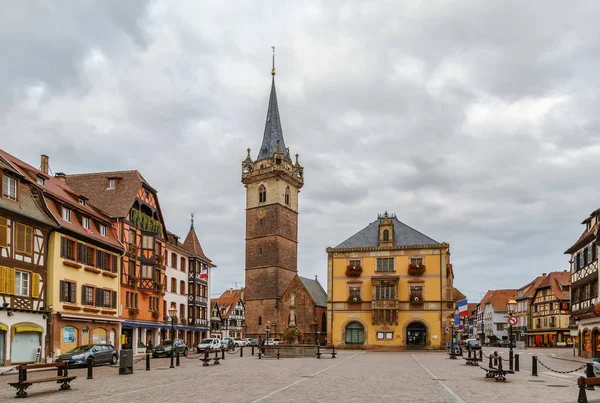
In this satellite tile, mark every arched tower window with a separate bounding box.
[285,187,290,206]
[383,229,390,241]
[258,316,262,325]
[258,185,267,203]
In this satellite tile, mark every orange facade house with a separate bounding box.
[66,171,169,354]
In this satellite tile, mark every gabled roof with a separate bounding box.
[183,225,213,264]
[214,289,244,319]
[65,170,152,218]
[452,288,467,301]
[478,290,494,308]
[0,174,56,227]
[257,75,287,161]
[333,216,440,249]
[299,276,327,307]
[482,289,518,312]
[534,271,571,300]
[515,275,546,300]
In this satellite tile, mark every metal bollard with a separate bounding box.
[252,346,255,356]
[532,356,538,376]
[87,357,93,380]
[176,352,180,367]
[515,354,519,372]
[488,354,493,368]
[493,351,498,367]
[57,365,63,377]
[240,346,243,358]
[479,349,483,360]
[146,353,150,371]
[222,349,225,360]
[586,363,595,390]
[509,350,514,371]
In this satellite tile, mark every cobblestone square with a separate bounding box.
[2,348,599,402]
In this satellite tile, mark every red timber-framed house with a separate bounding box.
[1,152,124,362]
[0,151,56,366]
[565,208,600,358]
[66,171,168,355]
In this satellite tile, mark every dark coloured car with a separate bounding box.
[464,339,482,350]
[493,340,515,348]
[248,338,259,347]
[56,344,118,367]
[152,339,188,358]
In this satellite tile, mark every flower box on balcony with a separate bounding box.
[408,263,426,276]
[409,296,424,305]
[346,265,363,277]
[348,295,362,304]
[128,308,139,316]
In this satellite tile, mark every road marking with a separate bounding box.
[411,354,466,403]
[86,376,193,401]
[539,372,577,384]
[250,352,363,403]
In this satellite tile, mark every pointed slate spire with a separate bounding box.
[257,47,287,160]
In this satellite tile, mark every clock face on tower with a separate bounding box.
[257,209,266,219]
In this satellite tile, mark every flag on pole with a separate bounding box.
[457,299,468,317]
[200,265,208,279]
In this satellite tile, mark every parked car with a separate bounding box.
[246,338,259,347]
[222,337,243,348]
[464,339,482,350]
[152,339,188,358]
[56,344,118,367]
[234,338,246,346]
[493,340,515,348]
[198,338,223,352]
[267,338,284,345]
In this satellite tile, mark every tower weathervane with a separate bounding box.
[190,213,194,229]
[271,46,276,76]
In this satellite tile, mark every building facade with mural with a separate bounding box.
[326,212,455,349]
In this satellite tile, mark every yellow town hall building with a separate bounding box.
[326,212,455,349]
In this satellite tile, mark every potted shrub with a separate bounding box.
[410,296,424,305]
[345,264,363,277]
[283,328,301,343]
[129,307,139,316]
[156,255,164,265]
[408,263,426,276]
[151,310,159,319]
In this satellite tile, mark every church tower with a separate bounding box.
[241,48,304,337]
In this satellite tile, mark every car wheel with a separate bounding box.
[183,348,188,357]
[111,354,118,365]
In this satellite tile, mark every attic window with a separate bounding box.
[78,199,85,206]
[383,229,390,242]
[108,179,115,189]
[562,285,569,292]
[36,177,45,186]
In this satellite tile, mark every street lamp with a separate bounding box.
[450,307,458,359]
[317,330,321,346]
[265,321,271,348]
[168,305,178,369]
[506,298,517,371]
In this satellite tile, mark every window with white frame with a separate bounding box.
[36,177,45,186]
[62,207,71,222]
[15,271,30,296]
[82,217,90,229]
[376,331,393,340]
[3,175,17,200]
[78,199,85,205]
[108,179,115,189]
[100,225,106,237]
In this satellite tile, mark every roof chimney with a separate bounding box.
[55,172,66,183]
[40,155,49,174]
[542,273,547,276]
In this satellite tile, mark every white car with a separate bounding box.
[234,338,246,346]
[197,338,223,352]
[267,338,283,345]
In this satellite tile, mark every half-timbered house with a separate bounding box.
[527,271,571,348]
[214,289,245,339]
[65,171,168,355]
[1,152,124,360]
[565,209,600,358]
[0,151,56,365]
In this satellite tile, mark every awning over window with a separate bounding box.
[0,322,7,332]
[13,323,44,333]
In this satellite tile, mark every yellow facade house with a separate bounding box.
[326,212,455,349]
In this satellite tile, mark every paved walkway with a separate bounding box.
[1,349,599,402]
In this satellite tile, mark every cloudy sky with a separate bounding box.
[2,1,598,302]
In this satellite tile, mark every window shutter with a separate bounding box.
[70,283,76,303]
[7,267,15,294]
[0,217,8,248]
[31,273,40,298]
[112,255,118,273]
[0,266,6,293]
[59,280,66,302]
[25,226,33,254]
[15,223,25,253]
[594,245,598,261]
[82,285,87,304]
[95,288,102,307]
[96,250,101,268]
[77,243,84,263]
[112,290,117,309]
[60,237,67,258]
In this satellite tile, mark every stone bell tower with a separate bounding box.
[241,48,304,337]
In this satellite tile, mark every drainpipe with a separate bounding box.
[440,246,443,348]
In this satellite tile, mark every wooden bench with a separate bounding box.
[316,346,336,359]
[482,355,513,382]
[576,376,600,403]
[7,362,76,398]
[200,351,221,366]
[258,347,280,359]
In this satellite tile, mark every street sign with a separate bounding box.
[520,330,525,337]
[458,324,464,332]
[508,316,518,326]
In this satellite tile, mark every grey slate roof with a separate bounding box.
[257,76,287,160]
[299,276,327,307]
[334,216,440,249]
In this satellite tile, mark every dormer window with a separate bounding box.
[62,207,71,222]
[258,185,266,203]
[108,179,115,189]
[82,217,90,229]
[100,225,107,237]
[78,199,85,206]
[36,177,45,186]
[383,229,390,242]
[3,175,17,201]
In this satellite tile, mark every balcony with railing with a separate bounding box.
[188,295,208,305]
[188,272,208,284]
[571,296,598,316]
